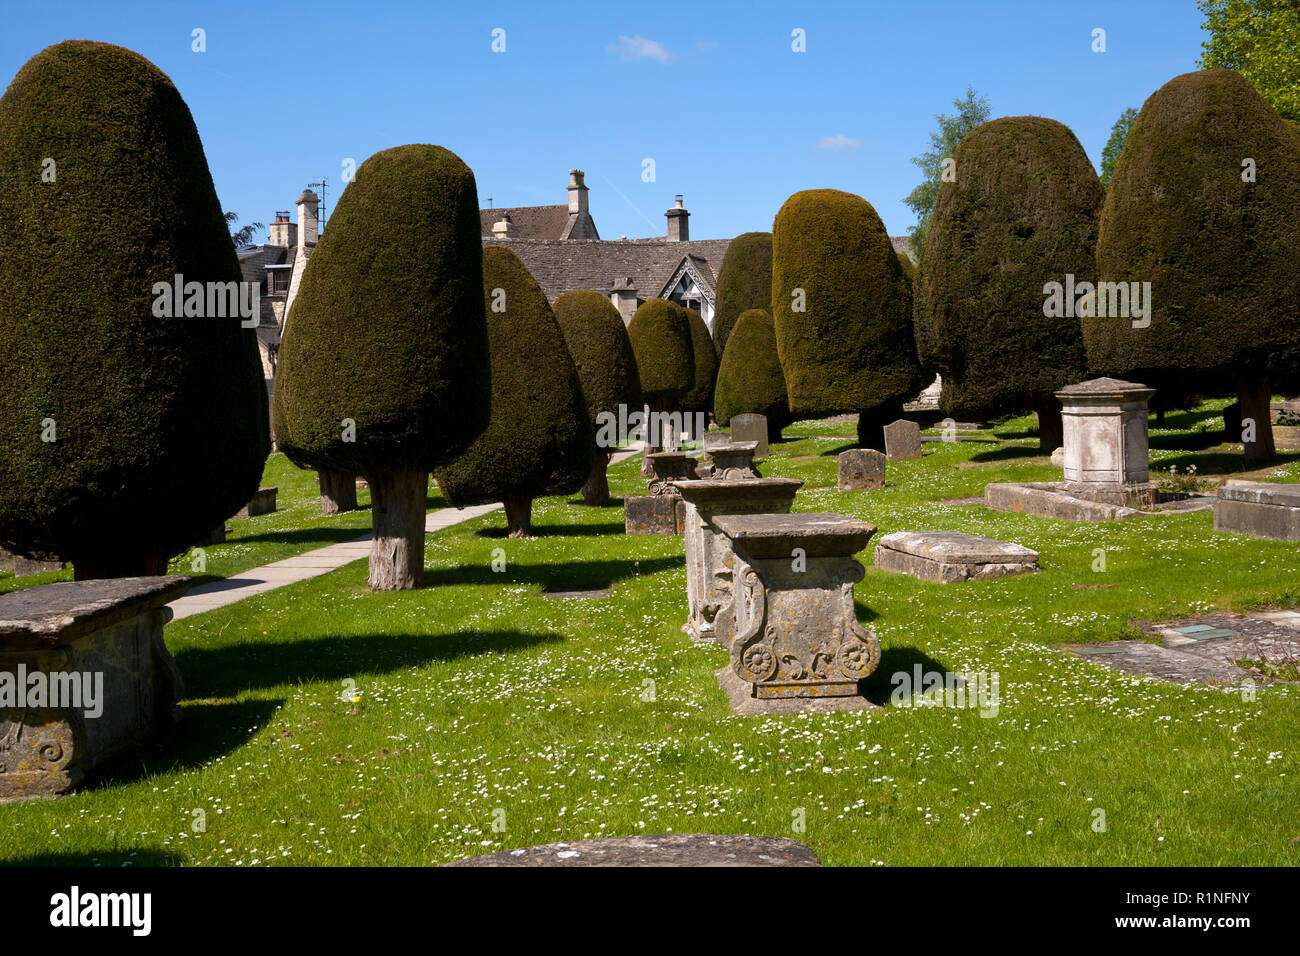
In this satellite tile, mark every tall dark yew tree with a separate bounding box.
[0,41,269,579]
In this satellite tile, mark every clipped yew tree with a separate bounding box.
[552,289,642,506]
[714,308,790,443]
[914,116,1101,450]
[772,189,928,449]
[436,247,593,537]
[0,40,268,579]
[1085,69,1300,463]
[628,298,695,473]
[681,307,719,429]
[712,231,773,357]
[273,144,491,589]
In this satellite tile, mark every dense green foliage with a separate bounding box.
[1199,0,1300,122]
[552,290,642,424]
[0,40,269,574]
[896,251,915,284]
[904,87,991,257]
[711,232,772,357]
[435,247,593,504]
[915,116,1100,423]
[273,144,491,477]
[627,298,695,403]
[1085,70,1300,388]
[681,308,718,414]
[772,189,927,419]
[713,308,790,438]
[1099,107,1138,189]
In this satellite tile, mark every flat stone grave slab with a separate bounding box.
[445,833,821,867]
[1064,611,1300,686]
[0,576,190,802]
[883,419,923,461]
[985,481,1213,522]
[837,448,885,491]
[1213,481,1300,540]
[541,586,611,600]
[874,531,1039,583]
[729,413,769,458]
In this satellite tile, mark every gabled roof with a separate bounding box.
[483,236,733,304]
[479,205,570,240]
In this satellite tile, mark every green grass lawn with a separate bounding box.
[1,410,1297,867]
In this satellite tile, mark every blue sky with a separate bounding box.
[0,0,1209,241]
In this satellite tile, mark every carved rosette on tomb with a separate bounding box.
[714,513,881,700]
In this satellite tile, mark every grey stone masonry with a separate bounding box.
[445,833,821,867]
[1213,481,1300,540]
[703,442,760,481]
[883,419,923,461]
[1056,377,1157,508]
[713,513,881,707]
[0,576,190,802]
[675,478,803,644]
[874,531,1039,583]
[729,414,769,458]
[837,448,886,491]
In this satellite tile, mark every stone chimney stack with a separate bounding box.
[568,169,589,215]
[666,195,689,242]
[492,213,517,239]
[268,211,296,248]
[297,188,320,253]
[609,277,638,325]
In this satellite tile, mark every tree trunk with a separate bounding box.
[1222,401,1242,442]
[767,420,784,446]
[73,545,169,581]
[857,403,901,451]
[582,451,611,506]
[1155,406,1166,425]
[320,469,358,515]
[367,466,428,590]
[1035,404,1064,452]
[503,492,534,538]
[1238,374,1275,465]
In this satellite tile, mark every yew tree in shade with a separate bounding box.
[771,189,928,450]
[627,298,696,473]
[0,41,269,579]
[435,247,593,537]
[552,290,642,506]
[1085,69,1300,463]
[272,144,491,589]
[681,307,719,420]
[712,231,773,357]
[914,116,1101,450]
[713,308,790,443]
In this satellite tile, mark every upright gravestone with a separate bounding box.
[730,413,769,458]
[1057,377,1158,508]
[883,419,923,461]
[837,448,886,491]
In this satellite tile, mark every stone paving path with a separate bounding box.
[169,447,643,621]
[1066,609,1300,685]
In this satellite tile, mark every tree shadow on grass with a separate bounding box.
[233,527,370,547]
[859,646,951,706]
[475,521,628,538]
[175,630,566,700]
[819,442,859,458]
[968,446,1047,463]
[1,848,183,867]
[422,556,682,593]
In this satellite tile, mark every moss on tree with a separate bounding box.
[681,308,718,415]
[713,308,790,442]
[712,232,772,357]
[0,40,269,578]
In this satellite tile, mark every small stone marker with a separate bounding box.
[0,576,190,801]
[1050,446,1065,468]
[837,448,886,491]
[713,512,881,711]
[730,413,768,458]
[235,487,278,519]
[1213,481,1300,540]
[883,419,922,461]
[445,833,821,867]
[874,531,1039,583]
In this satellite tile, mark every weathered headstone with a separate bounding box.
[730,413,769,458]
[445,833,822,867]
[1,547,63,577]
[676,477,804,644]
[883,419,922,461]
[235,487,278,519]
[0,576,189,801]
[1050,446,1065,468]
[713,512,881,711]
[874,531,1039,583]
[837,448,886,491]
[1057,377,1158,508]
[1213,482,1300,540]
